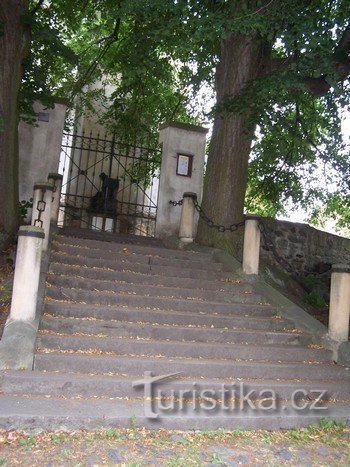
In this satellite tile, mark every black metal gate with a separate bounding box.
[58,131,161,237]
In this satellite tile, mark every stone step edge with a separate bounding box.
[51,244,222,271]
[40,315,301,338]
[53,236,208,258]
[34,350,342,371]
[0,395,349,431]
[41,309,289,329]
[47,270,250,295]
[43,300,281,321]
[49,257,231,280]
[45,276,258,301]
[45,285,270,308]
[36,332,325,356]
[51,239,213,261]
[49,261,240,286]
[4,370,349,387]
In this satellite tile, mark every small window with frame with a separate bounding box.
[176,153,193,177]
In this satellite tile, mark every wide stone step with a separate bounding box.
[40,316,308,345]
[49,262,248,294]
[46,275,257,304]
[37,333,332,363]
[0,395,349,431]
[53,235,213,261]
[57,227,163,243]
[50,254,229,281]
[45,286,270,311]
[3,371,349,400]
[44,302,290,330]
[57,228,163,247]
[50,246,223,272]
[34,353,350,381]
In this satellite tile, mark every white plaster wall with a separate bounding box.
[19,101,67,205]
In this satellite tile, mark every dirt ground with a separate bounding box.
[0,421,349,466]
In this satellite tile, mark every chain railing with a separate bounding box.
[169,196,300,275]
[169,199,183,207]
[33,189,47,228]
[169,198,245,232]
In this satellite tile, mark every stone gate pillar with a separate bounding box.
[155,122,208,239]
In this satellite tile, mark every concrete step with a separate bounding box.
[37,333,332,363]
[34,352,350,381]
[57,227,164,247]
[49,262,248,294]
[51,244,223,271]
[3,370,349,400]
[50,254,230,281]
[0,394,349,431]
[45,286,270,311]
[40,316,304,346]
[43,302,290,331]
[46,274,258,304]
[53,234,213,261]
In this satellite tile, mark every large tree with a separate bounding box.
[0,0,30,248]
[193,0,350,247]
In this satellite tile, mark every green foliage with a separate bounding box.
[304,289,326,309]
[303,274,326,308]
[19,198,33,220]
[19,0,350,228]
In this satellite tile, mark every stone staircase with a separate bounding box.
[0,228,349,430]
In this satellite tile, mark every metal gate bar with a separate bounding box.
[58,131,160,237]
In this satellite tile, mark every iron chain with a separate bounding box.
[169,199,183,207]
[169,199,298,275]
[34,189,47,228]
[169,198,245,232]
[192,199,245,232]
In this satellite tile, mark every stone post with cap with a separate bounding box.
[9,226,44,322]
[31,181,53,251]
[328,264,350,343]
[179,192,197,243]
[47,173,63,227]
[242,216,261,275]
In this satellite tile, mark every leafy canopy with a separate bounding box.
[23,0,350,229]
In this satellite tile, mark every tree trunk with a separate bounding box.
[196,32,271,253]
[0,0,30,249]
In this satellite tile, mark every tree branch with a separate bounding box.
[30,0,45,15]
[70,17,122,99]
[269,22,350,96]
[303,22,350,95]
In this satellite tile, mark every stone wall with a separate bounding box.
[259,218,350,277]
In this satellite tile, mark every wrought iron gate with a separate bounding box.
[58,131,161,237]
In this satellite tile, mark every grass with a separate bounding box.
[0,421,348,466]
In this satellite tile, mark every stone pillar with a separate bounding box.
[329,264,350,342]
[9,226,44,322]
[31,181,53,251]
[179,192,197,243]
[47,173,63,226]
[18,99,67,221]
[155,122,208,239]
[242,217,261,275]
